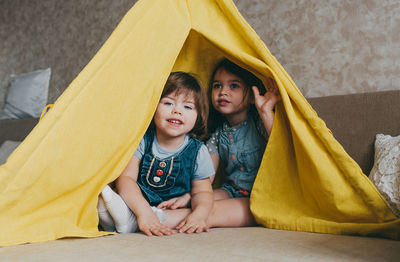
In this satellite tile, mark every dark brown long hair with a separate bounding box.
[157,71,208,141]
[208,59,265,133]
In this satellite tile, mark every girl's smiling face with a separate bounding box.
[154,90,198,142]
[211,68,251,126]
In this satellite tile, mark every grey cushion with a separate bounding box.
[0,68,51,120]
[0,140,21,165]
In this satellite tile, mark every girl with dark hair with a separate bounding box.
[97,72,215,236]
[204,58,281,226]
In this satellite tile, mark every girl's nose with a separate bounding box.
[172,107,182,115]
[219,85,229,96]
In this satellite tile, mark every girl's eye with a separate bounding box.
[163,101,173,106]
[231,84,240,89]
[213,83,222,89]
[184,105,193,110]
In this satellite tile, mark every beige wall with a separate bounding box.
[0,0,136,108]
[1,0,399,108]
[235,0,400,97]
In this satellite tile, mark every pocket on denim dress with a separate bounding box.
[238,147,264,172]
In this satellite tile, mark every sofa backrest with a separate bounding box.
[0,118,38,145]
[308,90,400,175]
[1,90,399,176]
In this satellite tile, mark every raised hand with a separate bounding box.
[252,78,281,135]
[252,78,281,115]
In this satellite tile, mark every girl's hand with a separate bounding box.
[252,78,281,114]
[157,193,191,210]
[176,213,210,234]
[137,210,174,236]
[177,178,212,234]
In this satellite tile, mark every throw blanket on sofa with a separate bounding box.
[0,0,399,246]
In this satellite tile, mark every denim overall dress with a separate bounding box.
[217,116,267,197]
[137,131,202,206]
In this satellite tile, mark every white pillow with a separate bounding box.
[0,68,51,120]
[369,134,400,217]
[0,140,21,165]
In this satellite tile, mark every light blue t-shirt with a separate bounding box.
[135,134,214,180]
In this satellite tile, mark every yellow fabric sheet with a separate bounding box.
[0,0,399,246]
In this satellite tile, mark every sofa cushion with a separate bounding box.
[369,133,400,217]
[0,68,51,120]
[1,227,400,261]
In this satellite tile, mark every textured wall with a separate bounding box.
[1,0,399,109]
[235,0,400,97]
[0,0,137,108]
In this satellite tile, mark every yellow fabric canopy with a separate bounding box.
[0,0,399,246]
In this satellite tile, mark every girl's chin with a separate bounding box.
[215,104,230,111]
[217,108,235,115]
[159,133,186,140]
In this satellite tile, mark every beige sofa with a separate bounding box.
[1,90,399,261]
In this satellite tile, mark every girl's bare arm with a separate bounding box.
[176,178,214,233]
[116,155,173,236]
[209,153,220,183]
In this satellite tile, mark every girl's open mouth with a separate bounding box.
[167,119,183,125]
[217,99,230,106]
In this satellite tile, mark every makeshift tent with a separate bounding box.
[0,0,399,246]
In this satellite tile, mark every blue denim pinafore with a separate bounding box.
[137,131,202,206]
